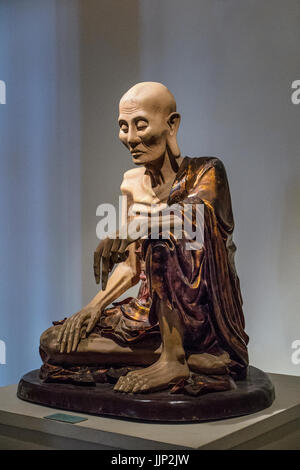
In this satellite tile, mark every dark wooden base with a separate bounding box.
[17,366,275,423]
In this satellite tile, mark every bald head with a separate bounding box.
[120,82,177,117]
[118,82,181,166]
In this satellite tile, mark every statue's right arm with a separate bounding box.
[57,241,141,354]
[90,169,142,303]
[88,241,141,313]
[57,171,142,353]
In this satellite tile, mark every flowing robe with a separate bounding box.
[96,156,249,374]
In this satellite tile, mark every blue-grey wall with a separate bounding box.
[0,0,82,386]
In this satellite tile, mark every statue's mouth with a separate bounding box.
[131,151,145,157]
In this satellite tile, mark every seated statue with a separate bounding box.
[40,82,249,395]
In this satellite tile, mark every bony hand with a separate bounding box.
[57,305,101,354]
[93,234,134,290]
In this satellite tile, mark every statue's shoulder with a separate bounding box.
[185,156,229,186]
[179,156,229,198]
[185,156,226,173]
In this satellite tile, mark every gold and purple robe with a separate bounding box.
[96,156,249,375]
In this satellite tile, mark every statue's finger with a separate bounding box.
[86,317,94,334]
[101,256,110,291]
[67,318,78,354]
[57,321,67,344]
[86,318,92,334]
[95,239,104,256]
[60,321,71,353]
[80,325,87,339]
[109,253,117,266]
[71,317,82,352]
[119,239,130,253]
[111,238,121,253]
[94,251,101,284]
[63,322,73,353]
[102,238,113,258]
[86,313,96,334]
[94,242,104,283]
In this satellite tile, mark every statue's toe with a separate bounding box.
[113,376,125,391]
[114,371,149,393]
[131,377,146,393]
[123,382,133,393]
[123,374,139,392]
[124,371,139,381]
[140,383,149,392]
[116,382,126,392]
[132,382,141,393]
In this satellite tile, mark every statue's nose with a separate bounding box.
[128,129,140,148]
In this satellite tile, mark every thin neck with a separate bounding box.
[145,151,183,188]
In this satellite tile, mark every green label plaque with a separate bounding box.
[44,413,88,424]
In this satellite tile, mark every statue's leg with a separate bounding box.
[40,325,161,367]
[113,236,236,393]
[114,296,190,393]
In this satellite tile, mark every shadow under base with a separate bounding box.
[17,366,275,423]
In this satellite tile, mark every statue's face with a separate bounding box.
[118,99,169,166]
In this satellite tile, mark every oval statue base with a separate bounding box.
[17,366,275,423]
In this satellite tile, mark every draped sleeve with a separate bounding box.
[168,157,249,368]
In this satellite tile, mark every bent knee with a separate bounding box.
[148,240,171,264]
[40,325,62,354]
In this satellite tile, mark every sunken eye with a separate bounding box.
[120,123,128,133]
[136,121,148,131]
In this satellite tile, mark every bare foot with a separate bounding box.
[114,354,189,393]
[187,352,231,375]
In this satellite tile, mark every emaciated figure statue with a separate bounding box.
[40,82,249,395]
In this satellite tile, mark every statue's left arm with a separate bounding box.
[168,157,249,368]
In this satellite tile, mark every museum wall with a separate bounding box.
[0,0,82,385]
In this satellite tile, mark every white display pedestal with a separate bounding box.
[0,371,299,450]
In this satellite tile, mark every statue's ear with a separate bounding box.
[166,112,181,158]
